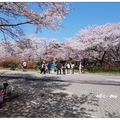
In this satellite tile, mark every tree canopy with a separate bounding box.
[0,2,70,40]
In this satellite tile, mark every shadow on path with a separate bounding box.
[1,72,120,86]
[0,73,119,118]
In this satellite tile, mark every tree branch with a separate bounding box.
[0,20,33,26]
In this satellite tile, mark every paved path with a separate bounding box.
[0,70,120,118]
[2,70,120,82]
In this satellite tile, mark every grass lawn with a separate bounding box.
[87,70,120,75]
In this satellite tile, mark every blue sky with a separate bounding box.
[1,2,120,43]
[23,2,120,43]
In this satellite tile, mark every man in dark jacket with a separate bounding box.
[56,62,61,75]
[47,61,51,74]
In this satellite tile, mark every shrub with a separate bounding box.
[0,57,20,68]
[27,60,35,69]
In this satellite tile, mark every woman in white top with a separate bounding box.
[79,62,82,74]
[79,62,84,74]
[71,63,75,74]
[66,63,70,74]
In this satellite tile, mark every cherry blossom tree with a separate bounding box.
[59,23,120,68]
[0,2,70,40]
[15,35,57,61]
[0,40,21,59]
[74,23,120,66]
[0,21,119,70]
[0,44,10,60]
[60,38,78,60]
[61,37,85,61]
[35,37,57,61]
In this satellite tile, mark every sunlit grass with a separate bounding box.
[86,70,120,75]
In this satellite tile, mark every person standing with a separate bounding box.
[79,62,83,74]
[22,60,27,71]
[62,64,66,75]
[51,62,55,73]
[47,61,51,74]
[41,61,46,74]
[81,65,84,74]
[71,63,75,74]
[66,63,70,74]
[56,62,61,75]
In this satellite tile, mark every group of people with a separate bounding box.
[21,60,84,74]
[40,61,55,74]
[39,61,84,75]
[56,62,76,75]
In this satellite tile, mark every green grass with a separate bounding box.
[0,67,120,75]
[86,70,120,75]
